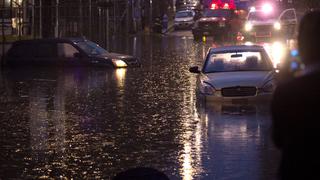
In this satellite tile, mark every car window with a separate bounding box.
[176,11,194,18]
[204,51,273,73]
[8,43,34,58]
[280,10,296,21]
[57,43,79,58]
[35,43,57,58]
[248,11,277,21]
[203,9,232,18]
[76,40,108,56]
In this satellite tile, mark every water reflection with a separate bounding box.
[195,102,279,179]
[0,35,279,179]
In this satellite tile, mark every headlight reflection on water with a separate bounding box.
[115,69,127,89]
[263,42,286,68]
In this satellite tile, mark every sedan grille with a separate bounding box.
[222,87,257,97]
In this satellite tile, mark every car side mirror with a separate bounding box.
[74,52,83,58]
[189,66,200,73]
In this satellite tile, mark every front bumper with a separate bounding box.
[243,26,282,39]
[198,91,273,103]
[174,21,194,28]
[193,26,226,36]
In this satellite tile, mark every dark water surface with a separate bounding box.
[0,34,279,179]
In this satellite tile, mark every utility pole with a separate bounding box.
[113,0,116,35]
[55,0,59,37]
[79,0,82,36]
[106,0,109,48]
[89,0,92,38]
[126,0,129,34]
[39,0,42,38]
[1,0,5,62]
[32,0,35,38]
[149,0,152,32]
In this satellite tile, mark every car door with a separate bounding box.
[34,42,58,66]
[279,8,298,38]
[6,43,35,66]
[57,42,88,66]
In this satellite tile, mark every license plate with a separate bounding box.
[232,99,249,104]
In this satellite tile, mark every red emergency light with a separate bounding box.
[223,3,229,9]
[210,0,236,10]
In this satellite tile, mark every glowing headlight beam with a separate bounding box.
[274,22,281,30]
[262,3,273,14]
[245,23,253,32]
[249,7,256,12]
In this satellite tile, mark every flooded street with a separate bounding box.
[0,33,279,179]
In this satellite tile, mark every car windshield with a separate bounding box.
[203,50,273,73]
[76,40,108,56]
[248,11,277,21]
[176,11,193,18]
[203,9,232,18]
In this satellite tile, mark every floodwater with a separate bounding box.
[0,32,279,179]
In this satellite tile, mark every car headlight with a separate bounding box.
[200,82,215,95]
[219,21,226,27]
[112,59,128,68]
[262,80,275,92]
[274,22,281,30]
[245,22,253,32]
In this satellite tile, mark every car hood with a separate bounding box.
[250,20,276,26]
[175,17,194,22]
[203,71,274,89]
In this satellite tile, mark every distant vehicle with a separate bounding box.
[192,8,241,40]
[174,10,196,29]
[175,0,201,11]
[189,45,276,102]
[243,3,298,41]
[4,38,140,68]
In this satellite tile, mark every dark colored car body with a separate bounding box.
[192,9,241,40]
[4,38,140,68]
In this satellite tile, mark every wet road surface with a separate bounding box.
[0,32,280,179]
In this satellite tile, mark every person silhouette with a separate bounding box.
[271,10,320,180]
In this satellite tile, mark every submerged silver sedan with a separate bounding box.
[190,45,276,103]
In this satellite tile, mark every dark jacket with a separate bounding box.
[271,69,320,180]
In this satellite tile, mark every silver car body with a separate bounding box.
[195,45,276,103]
[174,10,195,29]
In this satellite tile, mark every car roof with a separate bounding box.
[209,45,266,53]
[12,37,87,45]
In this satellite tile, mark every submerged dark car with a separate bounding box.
[4,38,140,68]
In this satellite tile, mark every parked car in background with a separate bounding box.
[189,45,276,103]
[4,38,140,68]
[175,0,201,11]
[174,10,196,30]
